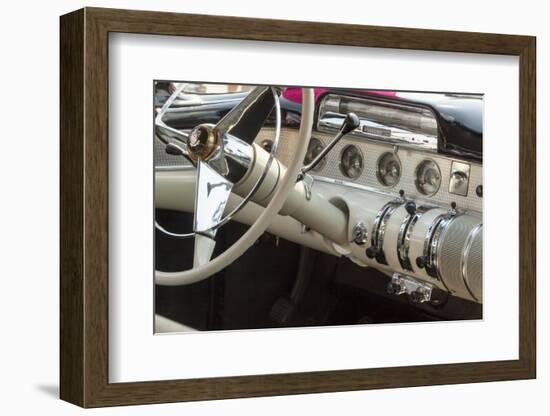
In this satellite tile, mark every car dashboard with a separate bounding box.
[154,86,483,328]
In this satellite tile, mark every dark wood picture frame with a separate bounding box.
[60,7,536,408]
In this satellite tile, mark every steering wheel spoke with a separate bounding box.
[193,234,217,268]
[214,86,279,144]
[192,160,234,266]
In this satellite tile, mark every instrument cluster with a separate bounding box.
[308,138,447,194]
[301,131,482,213]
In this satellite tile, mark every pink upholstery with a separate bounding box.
[282,87,396,103]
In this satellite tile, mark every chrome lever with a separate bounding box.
[298,112,360,180]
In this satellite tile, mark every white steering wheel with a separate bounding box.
[155,87,314,286]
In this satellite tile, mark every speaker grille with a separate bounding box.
[465,227,483,302]
[155,136,191,168]
[437,215,482,301]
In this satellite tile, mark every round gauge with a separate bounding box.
[339,145,364,179]
[376,152,401,187]
[303,138,326,171]
[415,159,442,196]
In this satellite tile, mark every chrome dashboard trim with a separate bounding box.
[371,199,403,264]
[398,205,432,272]
[423,215,444,272]
[397,211,415,271]
[311,175,398,198]
[317,93,439,152]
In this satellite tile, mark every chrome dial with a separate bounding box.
[339,145,363,179]
[415,159,441,196]
[377,152,401,187]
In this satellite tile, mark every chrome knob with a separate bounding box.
[410,290,429,304]
[366,246,378,259]
[366,246,385,264]
[340,112,361,135]
[405,201,417,216]
[352,222,368,245]
[386,281,404,295]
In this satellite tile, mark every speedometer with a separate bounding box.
[415,159,441,196]
[339,145,363,179]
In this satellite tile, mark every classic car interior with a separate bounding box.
[154,82,483,332]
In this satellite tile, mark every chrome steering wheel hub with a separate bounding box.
[187,124,218,161]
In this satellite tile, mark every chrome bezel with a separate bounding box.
[338,144,364,180]
[376,151,402,188]
[376,204,399,263]
[448,160,471,197]
[415,158,442,197]
[422,214,444,268]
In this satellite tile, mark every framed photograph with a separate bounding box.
[60,7,536,407]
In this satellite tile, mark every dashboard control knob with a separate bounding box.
[366,246,378,259]
[409,290,428,304]
[386,281,403,295]
[352,222,368,245]
[476,185,483,197]
[341,112,361,135]
[366,247,386,264]
[416,255,428,269]
[375,251,386,264]
[405,201,417,215]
